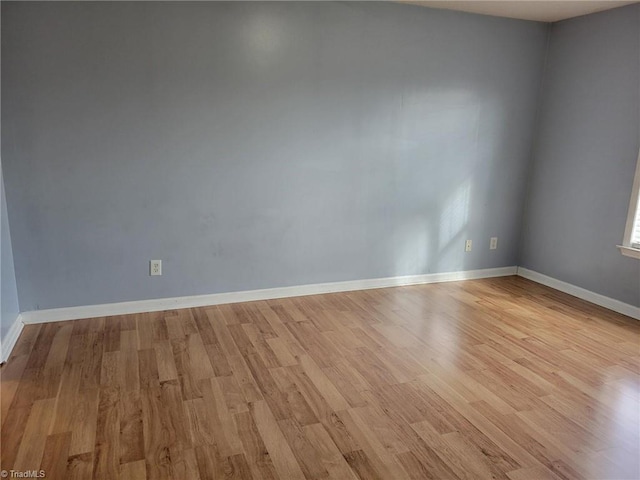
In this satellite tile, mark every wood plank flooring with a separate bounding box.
[1,276,639,479]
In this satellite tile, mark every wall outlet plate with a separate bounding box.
[150,260,162,276]
[465,240,472,252]
[490,237,498,250]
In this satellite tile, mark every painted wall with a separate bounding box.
[0,2,20,348]
[2,2,548,311]
[520,4,640,306]
[1,164,20,340]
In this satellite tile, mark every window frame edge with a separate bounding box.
[620,149,640,260]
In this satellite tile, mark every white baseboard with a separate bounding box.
[20,266,518,325]
[0,314,24,363]
[8,265,637,362]
[517,267,640,320]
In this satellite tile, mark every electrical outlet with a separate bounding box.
[150,260,162,276]
[490,237,498,250]
[465,240,472,252]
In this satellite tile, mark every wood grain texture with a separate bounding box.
[1,276,638,479]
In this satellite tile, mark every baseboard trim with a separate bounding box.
[20,266,518,325]
[516,267,640,320]
[0,314,24,363]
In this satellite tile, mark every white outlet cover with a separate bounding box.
[465,240,472,252]
[490,237,498,250]
[150,260,162,276]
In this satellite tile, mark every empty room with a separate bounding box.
[0,1,639,479]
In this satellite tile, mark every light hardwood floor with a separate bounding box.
[1,276,639,480]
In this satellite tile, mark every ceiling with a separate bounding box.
[400,1,639,22]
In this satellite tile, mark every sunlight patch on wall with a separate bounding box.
[439,179,471,250]
[393,218,430,276]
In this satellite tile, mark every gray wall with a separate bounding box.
[1,164,20,338]
[2,2,548,311]
[0,2,20,344]
[520,4,640,306]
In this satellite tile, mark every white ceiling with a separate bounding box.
[400,1,639,22]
